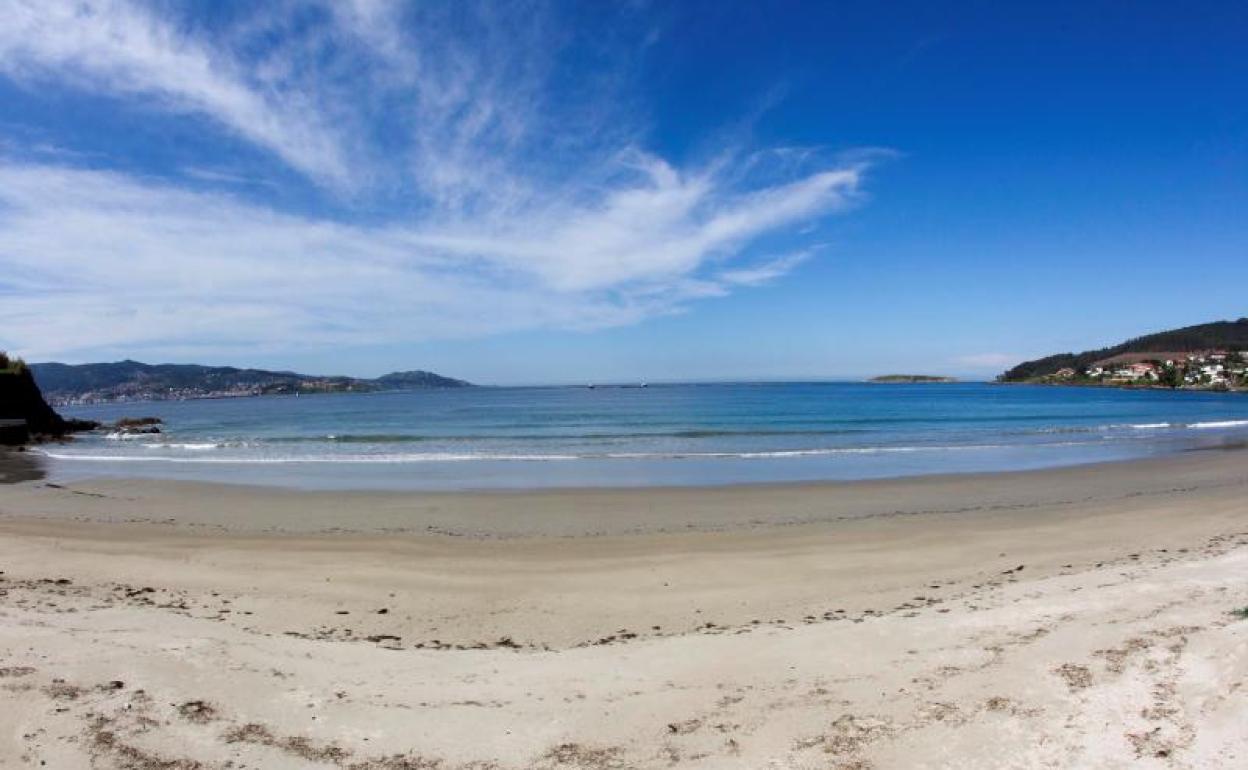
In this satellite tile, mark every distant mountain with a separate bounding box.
[999,318,1248,382]
[29,360,472,404]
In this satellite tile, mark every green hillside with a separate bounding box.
[999,318,1248,382]
[29,360,472,404]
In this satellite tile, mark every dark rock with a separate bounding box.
[0,358,99,445]
[114,417,163,429]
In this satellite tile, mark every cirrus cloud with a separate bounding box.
[0,0,880,362]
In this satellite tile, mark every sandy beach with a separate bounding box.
[2,450,1247,768]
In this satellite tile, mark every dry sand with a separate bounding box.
[1,451,1246,768]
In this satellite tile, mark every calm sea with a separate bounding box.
[39,382,1248,490]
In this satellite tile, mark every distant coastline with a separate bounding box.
[998,318,1248,392]
[31,360,472,406]
[868,374,958,383]
[1000,350,1247,394]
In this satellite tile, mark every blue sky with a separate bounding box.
[0,1,1245,384]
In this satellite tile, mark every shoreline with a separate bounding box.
[3,446,1246,537]
[26,424,1248,497]
[2,447,1246,766]
[1000,379,1248,394]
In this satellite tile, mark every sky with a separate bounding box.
[0,1,1245,384]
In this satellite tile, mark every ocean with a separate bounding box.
[39,382,1248,490]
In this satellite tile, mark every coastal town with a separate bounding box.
[1042,350,1248,389]
[23,361,471,406]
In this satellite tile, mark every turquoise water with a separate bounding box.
[40,382,1248,490]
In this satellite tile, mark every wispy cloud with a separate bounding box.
[0,1,879,361]
[408,160,861,292]
[0,0,353,186]
[0,156,863,358]
[718,251,814,287]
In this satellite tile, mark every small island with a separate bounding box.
[869,375,959,383]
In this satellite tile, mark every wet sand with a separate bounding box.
[0,448,46,484]
[1,450,1246,767]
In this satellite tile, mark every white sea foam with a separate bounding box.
[104,430,148,441]
[33,443,1046,465]
[1038,420,1248,433]
[604,446,929,459]
[1104,420,1248,431]
[32,450,581,464]
[1188,419,1248,429]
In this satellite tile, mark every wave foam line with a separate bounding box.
[32,442,1104,465]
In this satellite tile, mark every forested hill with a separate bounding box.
[999,318,1248,382]
[29,360,471,404]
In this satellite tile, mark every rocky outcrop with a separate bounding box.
[0,358,98,445]
[111,417,163,436]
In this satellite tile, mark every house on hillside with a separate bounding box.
[1110,362,1158,381]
